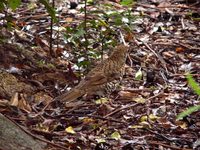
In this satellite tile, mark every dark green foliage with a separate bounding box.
[0,0,6,11]
[7,0,21,10]
[0,0,21,11]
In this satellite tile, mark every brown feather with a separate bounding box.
[54,44,129,102]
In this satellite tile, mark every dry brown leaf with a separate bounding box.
[118,91,138,99]
[34,92,52,105]
[0,99,9,106]
[9,93,19,106]
[18,94,32,112]
[176,47,185,53]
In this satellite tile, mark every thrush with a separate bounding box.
[54,44,129,102]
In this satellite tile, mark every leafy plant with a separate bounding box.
[39,0,57,22]
[0,0,21,10]
[64,2,137,69]
[176,73,200,120]
[0,0,57,23]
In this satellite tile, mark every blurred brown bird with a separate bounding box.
[54,44,129,102]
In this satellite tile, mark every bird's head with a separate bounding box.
[109,44,129,61]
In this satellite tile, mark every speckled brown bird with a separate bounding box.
[55,44,129,102]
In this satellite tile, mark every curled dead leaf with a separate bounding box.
[9,93,19,106]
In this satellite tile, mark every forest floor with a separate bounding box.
[0,0,200,149]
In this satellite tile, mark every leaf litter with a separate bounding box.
[0,0,200,149]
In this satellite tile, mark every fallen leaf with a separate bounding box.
[95,98,109,104]
[96,138,106,143]
[111,131,121,140]
[18,94,32,112]
[135,68,143,80]
[9,93,19,106]
[140,114,160,122]
[65,126,76,134]
[132,97,146,104]
[176,47,185,53]
[82,117,95,124]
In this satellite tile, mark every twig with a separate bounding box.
[148,140,192,150]
[105,91,164,118]
[181,17,185,30]
[17,13,49,20]
[84,0,89,72]
[88,114,127,124]
[104,103,139,118]
[146,128,176,142]
[42,99,57,112]
[122,88,152,92]
[100,32,106,62]
[136,3,200,11]
[175,41,200,51]
[146,91,164,120]
[119,31,127,46]
[49,0,55,57]
[49,112,126,124]
[143,42,169,75]
[170,73,200,77]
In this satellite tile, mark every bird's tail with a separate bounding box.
[55,88,85,102]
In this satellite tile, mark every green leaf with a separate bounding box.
[176,105,200,120]
[0,1,6,11]
[176,74,200,120]
[97,19,108,27]
[111,131,121,140]
[114,16,123,25]
[87,0,93,4]
[135,68,142,80]
[39,0,58,22]
[8,0,21,10]
[77,60,90,68]
[120,0,134,6]
[109,13,123,25]
[186,73,200,96]
[65,126,76,134]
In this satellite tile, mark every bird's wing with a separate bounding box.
[79,71,107,88]
[54,88,85,102]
